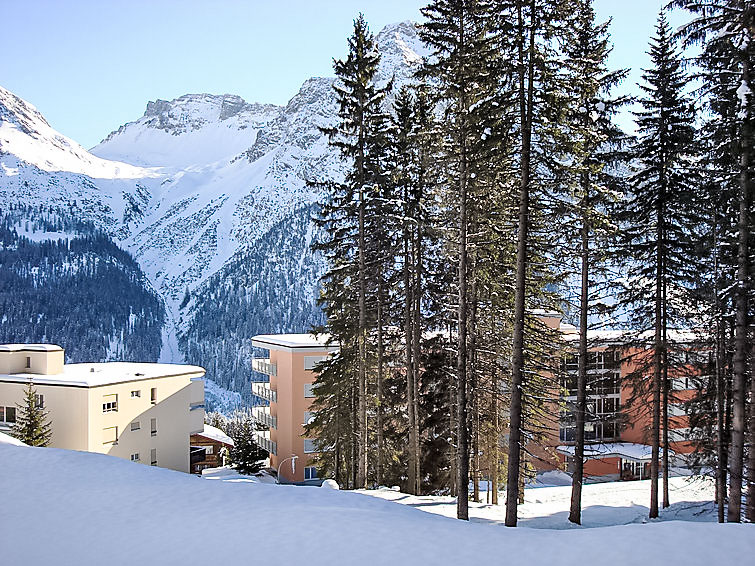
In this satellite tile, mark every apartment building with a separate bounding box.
[0,344,205,472]
[251,320,697,483]
[553,323,698,480]
[250,334,337,483]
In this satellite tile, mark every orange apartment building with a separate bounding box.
[251,322,698,484]
[554,323,699,480]
[250,334,337,483]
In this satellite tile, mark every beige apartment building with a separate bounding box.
[250,334,337,483]
[0,344,205,473]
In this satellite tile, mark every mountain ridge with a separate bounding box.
[0,21,426,409]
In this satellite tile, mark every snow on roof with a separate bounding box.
[0,362,205,388]
[0,431,26,446]
[196,424,234,447]
[0,344,63,352]
[557,442,674,462]
[252,333,338,351]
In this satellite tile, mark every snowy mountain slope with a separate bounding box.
[0,85,157,180]
[1,22,428,408]
[2,443,753,566]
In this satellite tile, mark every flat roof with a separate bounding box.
[0,344,63,352]
[0,362,205,388]
[252,333,338,352]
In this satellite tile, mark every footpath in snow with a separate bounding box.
[1,441,752,566]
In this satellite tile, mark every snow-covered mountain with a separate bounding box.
[0,22,427,409]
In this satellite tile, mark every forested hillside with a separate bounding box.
[0,205,164,363]
[181,205,324,403]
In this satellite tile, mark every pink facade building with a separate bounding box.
[251,334,337,483]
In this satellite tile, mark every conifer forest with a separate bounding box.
[305,0,755,526]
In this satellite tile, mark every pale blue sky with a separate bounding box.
[0,0,684,148]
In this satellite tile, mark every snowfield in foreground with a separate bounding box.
[1,444,752,566]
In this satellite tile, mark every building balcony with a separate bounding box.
[252,358,277,377]
[252,406,277,429]
[254,432,277,456]
[252,382,277,403]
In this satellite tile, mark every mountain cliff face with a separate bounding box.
[0,22,426,410]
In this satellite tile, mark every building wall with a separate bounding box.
[266,347,327,483]
[0,381,90,450]
[88,374,205,473]
[0,371,204,473]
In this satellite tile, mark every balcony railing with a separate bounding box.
[252,407,277,429]
[252,358,277,377]
[254,433,277,456]
[252,382,277,403]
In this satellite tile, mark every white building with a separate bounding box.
[0,344,205,472]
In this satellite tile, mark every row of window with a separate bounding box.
[103,419,157,444]
[102,388,158,413]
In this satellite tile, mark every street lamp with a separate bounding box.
[276,454,298,484]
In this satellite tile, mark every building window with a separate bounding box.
[1,406,17,424]
[26,356,31,369]
[304,411,316,426]
[205,445,214,455]
[131,453,140,462]
[130,421,140,431]
[131,390,141,398]
[150,388,157,404]
[304,383,315,398]
[102,394,118,413]
[304,466,318,480]
[103,426,118,444]
[151,448,157,466]
[34,394,44,409]
[150,418,157,436]
[303,438,317,453]
[304,355,327,371]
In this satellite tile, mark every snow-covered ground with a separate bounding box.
[1,442,752,566]
[359,476,717,529]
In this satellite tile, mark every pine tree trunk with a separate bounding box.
[746,340,755,521]
[714,216,727,523]
[569,178,590,525]
[412,224,422,495]
[650,206,663,519]
[728,69,751,522]
[357,185,368,489]
[492,385,499,505]
[506,0,535,528]
[456,137,469,520]
[662,283,670,509]
[471,277,480,504]
[404,214,417,494]
[376,275,385,488]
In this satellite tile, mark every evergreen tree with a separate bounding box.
[12,381,52,447]
[554,0,630,525]
[671,0,755,522]
[419,0,510,519]
[313,14,391,489]
[225,410,267,475]
[618,12,698,518]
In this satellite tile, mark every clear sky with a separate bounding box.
[0,0,685,149]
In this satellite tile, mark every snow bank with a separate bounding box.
[1,444,753,565]
[0,431,25,446]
